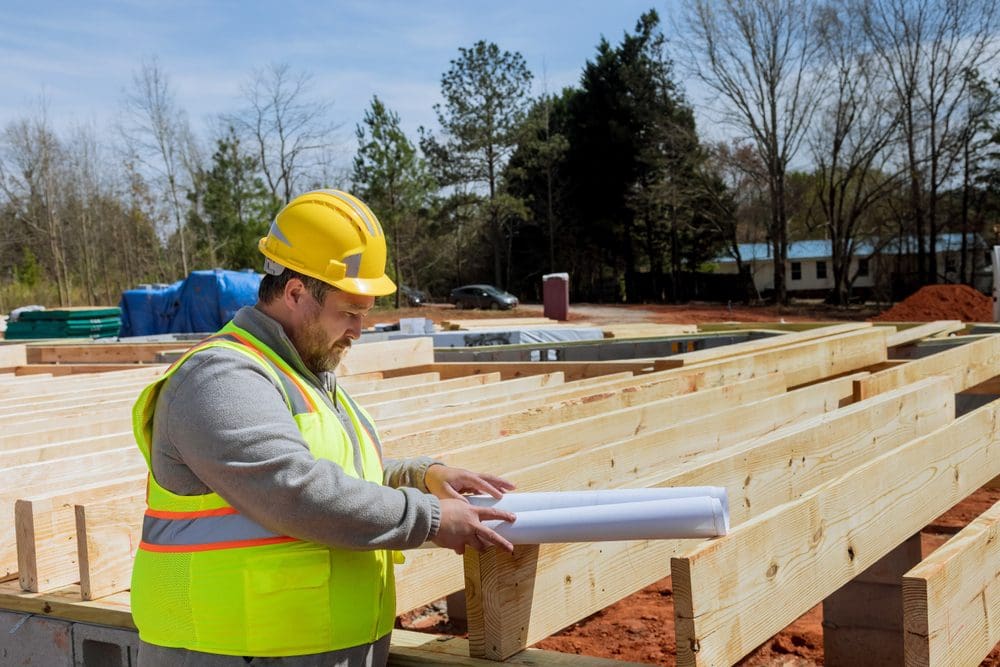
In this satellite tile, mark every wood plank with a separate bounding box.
[394,361,658,382]
[339,372,438,395]
[383,372,781,456]
[0,580,135,628]
[338,338,434,375]
[654,328,889,388]
[463,377,953,660]
[2,405,131,438]
[854,334,1000,400]
[388,629,648,666]
[0,432,133,465]
[886,320,964,348]
[0,343,27,367]
[366,374,560,421]
[903,499,1000,666]
[0,366,160,398]
[14,363,167,376]
[671,394,996,667]
[378,373,639,437]
[26,342,190,364]
[11,474,146,593]
[0,388,142,416]
[356,373,500,404]
[670,322,874,367]
[76,492,145,600]
[432,374,791,473]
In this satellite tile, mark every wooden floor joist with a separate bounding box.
[395,360,657,382]
[854,333,1000,400]
[463,377,954,660]
[671,395,998,667]
[75,492,145,601]
[885,320,964,348]
[653,327,889,389]
[903,499,1000,667]
[338,338,434,376]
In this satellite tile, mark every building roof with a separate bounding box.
[716,233,986,264]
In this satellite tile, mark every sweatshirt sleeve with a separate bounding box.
[151,348,440,550]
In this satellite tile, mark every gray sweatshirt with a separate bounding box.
[149,305,442,550]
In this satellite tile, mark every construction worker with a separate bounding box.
[131,189,517,666]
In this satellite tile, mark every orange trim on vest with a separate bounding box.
[138,535,300,553]
[225,331,319,413]
[145,507,240,520]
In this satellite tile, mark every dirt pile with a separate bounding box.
[872,284,993,322]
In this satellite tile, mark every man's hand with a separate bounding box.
[424,463,515,501]
[432,498,516,555]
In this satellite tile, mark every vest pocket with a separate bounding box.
[243,547,333,654]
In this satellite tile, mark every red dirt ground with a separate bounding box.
[389,298,1000,666]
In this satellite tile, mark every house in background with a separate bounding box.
[714,233,990,300]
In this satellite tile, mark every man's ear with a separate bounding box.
[284,277,308,308]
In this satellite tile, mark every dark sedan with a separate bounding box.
[449,284,519,310]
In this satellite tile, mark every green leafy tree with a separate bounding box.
[188,128,277,270]
[422,41,533,288]
[565,10,722,301]
[352,96,437,307]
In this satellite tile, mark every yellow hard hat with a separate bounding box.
[258,189,397,296]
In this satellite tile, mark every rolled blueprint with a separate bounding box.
[472,488,729,545]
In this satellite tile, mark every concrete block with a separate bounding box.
[823,533,921,667]
[72,622,140,667]
[0,610,73,666]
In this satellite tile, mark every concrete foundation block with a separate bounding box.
[823,532,922,667]
[0,610,73,666]
[72,622,140,667]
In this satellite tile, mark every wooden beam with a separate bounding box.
[75,492,145,600]
[4,474,146,581]
[383,372,782,457]
[339,372,438,395]
[378,373,639,437]
[462,377,953,660]
[357,373,502,405]
[0,580,135,628]
[0,344,27,367]
[671,394,996,667]
[903,499,1000,666]
[0,366,160,398]
[654,328,889,389]
[670,322,874,367]
[886,320,964,348]
[338,338,434,375]
[26,342,190,364]
[0,418,130,451]
[366,374,563,421]
[391,361,658,382]
[0,432,133,465]
[432,374,790,473]
[854,334,1000,400]
[3,404,131,438]
[389,629,650,666]
[0,388,143,416]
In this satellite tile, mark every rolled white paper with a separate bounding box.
[480,496,728,544]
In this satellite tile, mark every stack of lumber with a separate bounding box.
[5,321,1000,665]
[5,307,122,340]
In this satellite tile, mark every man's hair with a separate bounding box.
[258,268,333,304]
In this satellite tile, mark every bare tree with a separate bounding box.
[863,0,1000,283]
[230,63,338,204]
[0,112,72,304]
[121,58,197,276]
[683,0,824,303]
[811,0,903,304]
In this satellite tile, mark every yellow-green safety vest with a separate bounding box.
[130,321,397,657]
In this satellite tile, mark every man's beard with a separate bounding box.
[290,316,352,375]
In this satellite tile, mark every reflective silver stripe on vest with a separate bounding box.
[142,512,283,547]
[211,334,313,415]
[338,390,383,459]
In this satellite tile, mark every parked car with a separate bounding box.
[449,284,519,310]
[400,285,427,307]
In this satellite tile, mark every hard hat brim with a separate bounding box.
[330,273,397,297]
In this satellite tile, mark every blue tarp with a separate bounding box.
[118,269,262,337]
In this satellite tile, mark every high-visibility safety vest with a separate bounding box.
[130,321,397,657]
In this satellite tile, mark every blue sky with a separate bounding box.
[0,1,704,153]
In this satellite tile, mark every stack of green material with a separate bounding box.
[5,307,122,340]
